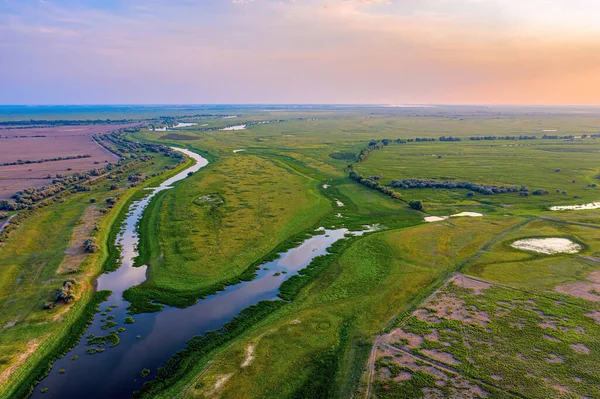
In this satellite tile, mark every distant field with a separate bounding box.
[355,139,600,210]
[0,124,138,199]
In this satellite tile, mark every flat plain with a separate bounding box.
[0,124,140,199]
[1,106,600,399]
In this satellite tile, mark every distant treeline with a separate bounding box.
[0,154,91,167]
[0,119,137,127]
[0,135,47,138]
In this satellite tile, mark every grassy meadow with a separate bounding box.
[3,109,600,398]
[123,112,600,399]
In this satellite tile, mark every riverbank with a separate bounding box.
[0,151,194,399]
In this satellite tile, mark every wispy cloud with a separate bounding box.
[1,0,599,104]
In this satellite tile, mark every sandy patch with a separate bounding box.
[511,238,581,255]
[232,149,246,153]
[221,125,246,131]
[425,212,483,222]
[2,321,16,330]
[322,184,329,189]
[452,212,484,218]
[58,205,101,273]
[334,199,344,207]
[0,341,41,386]
[241,344,255,367]
[550,202,600,211]
[425,216,449,222]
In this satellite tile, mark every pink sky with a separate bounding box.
[1,0,599,105]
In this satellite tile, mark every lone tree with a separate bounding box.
[409,200,423,211]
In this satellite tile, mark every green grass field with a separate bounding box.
[4,109,600,398]
[126,152,331,311]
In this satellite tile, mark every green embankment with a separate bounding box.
[0,151,187,398]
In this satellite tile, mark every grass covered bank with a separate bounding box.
[125,153,331,312]
[0,151,188,398]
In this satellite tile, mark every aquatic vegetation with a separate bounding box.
[101,321,118,330]
[86,331,120,348]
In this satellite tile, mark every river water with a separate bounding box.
[32,148,367,398]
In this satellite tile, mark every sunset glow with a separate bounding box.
[1,0,599,104]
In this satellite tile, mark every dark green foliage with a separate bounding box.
[125,317,135,324]
[86,330,120,347]
[140,368,151,378]
[329,152,357,161]
[409,200,423,211]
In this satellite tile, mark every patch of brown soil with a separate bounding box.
[543,335,561,343]
[395,371,413,381]
[427,293,490,327]
[570,343,590,355]
[584,312,600,324]
[555,271,600,302]
[545,354,564,363]
[421,349,461,366]
[386,330,423,349]
[57,206,100,273]
[452,274,491,294]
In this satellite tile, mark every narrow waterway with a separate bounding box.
[32,148,368,398]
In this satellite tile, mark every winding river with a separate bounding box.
[32,148,366,398]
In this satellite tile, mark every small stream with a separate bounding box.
[32,148,368,398]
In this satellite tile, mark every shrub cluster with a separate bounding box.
[0,154,91,167]
[389,178,519,195]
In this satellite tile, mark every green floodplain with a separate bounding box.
[1,105,600,398]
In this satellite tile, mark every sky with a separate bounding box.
[1,0,599,105]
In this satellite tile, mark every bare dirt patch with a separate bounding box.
[570,343,590,355]
[0,341,41,386]
[452,274,491,294]
[555,271,600,302]
[241,344,255,368]
[57,206,101,273]
[585,312,600,324]
[421,349,461,366]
